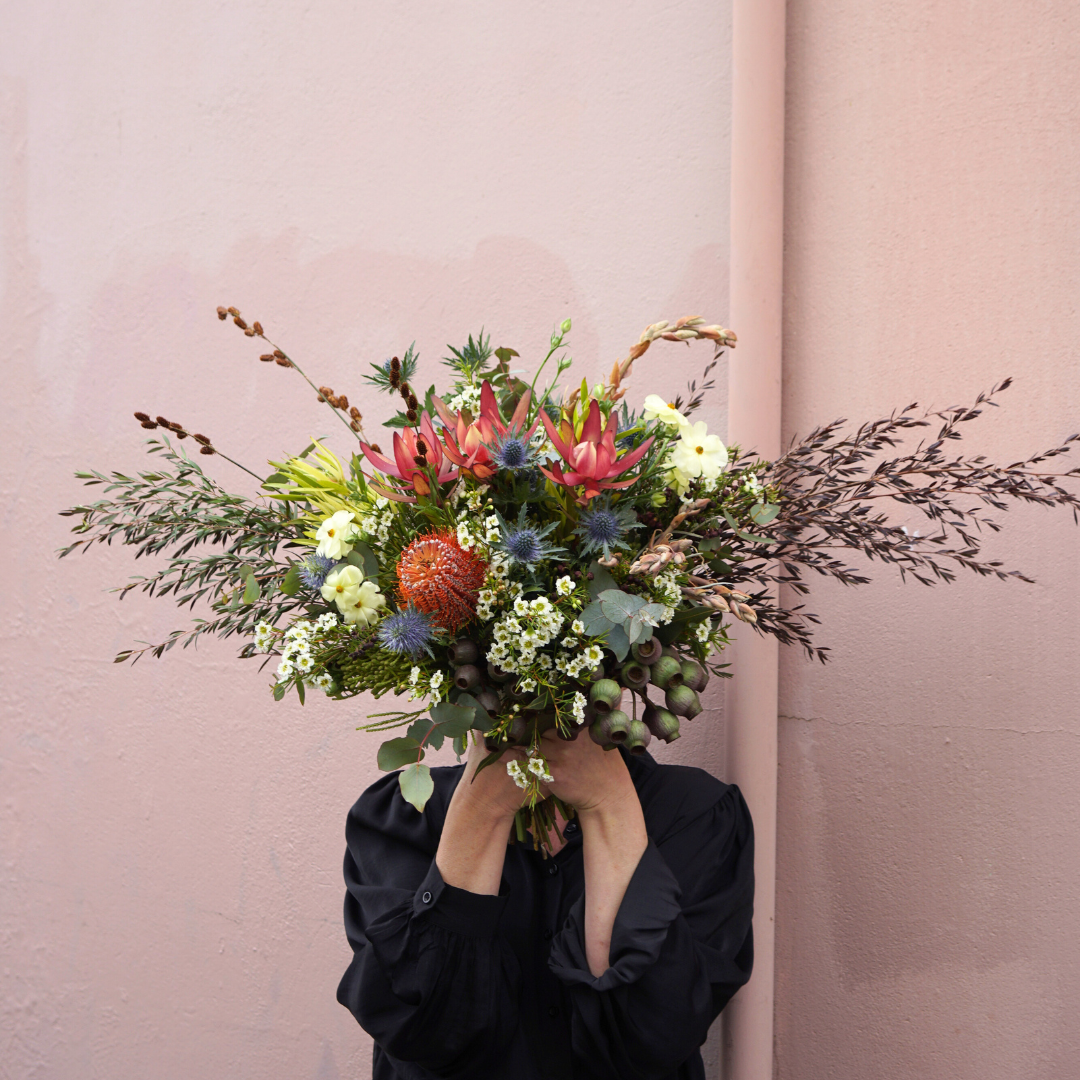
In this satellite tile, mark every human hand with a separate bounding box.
[538,728,639,818]
[450,736,530,824]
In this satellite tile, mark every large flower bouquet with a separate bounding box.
[61,307,1080,847]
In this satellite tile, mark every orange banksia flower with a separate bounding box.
[396,528,488,632]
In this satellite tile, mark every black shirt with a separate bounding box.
[336,748,754,1080]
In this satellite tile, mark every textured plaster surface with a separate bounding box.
[0,2,733,1078]
[778,2,1080,1077]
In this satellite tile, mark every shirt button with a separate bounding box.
[421,891,432,904]
[564,821,578,834]
[543,928,554,941]
[548,1005,560,1018]
[547,863,559,876]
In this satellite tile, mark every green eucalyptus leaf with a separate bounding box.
[430,701,477,738]
[452,734,467,759]
[377,736,424,772]
[749,502,780,526]
[279,564,303,596]
[398,763,434,812]
[580,600,614,636]
[605,623,632,661]
[586,562,618,599]
[295,679,305,706]
[598,589,646,626]
[272,683,286,701]
[454,692,490,722]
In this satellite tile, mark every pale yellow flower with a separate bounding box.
[670,421,728,485]
[341,580,386,626]
[315,510,358,560]
[642,394,690,428]
[320,564,364,610]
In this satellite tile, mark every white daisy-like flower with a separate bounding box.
[315,510,358,560]
[316,612,338,630]
[642,394,690,428]
[584,644,604,664]
[429,670,445,691]
[466,489,484,511]
[555,575,575,597]
[526,755,554,783]
[409,666,421,687]
[571,619,585,635]
[519,677,537,692]
[276,659,295,681]
[506,759,528,790]
[295,654,315,673]
[696,621,712,643]
[341,580,387,627]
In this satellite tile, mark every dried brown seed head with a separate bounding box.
[259,353,274,362]
[413,454,426,467]
[140,421,158,429]
[243,328,255,337]
[390,356,400,371]
[155,416,170,427]
[274,356,292,367]
[337,395,349,410]
[252,321,263,335]
[199,445,216,455]
[175,430,188,438]
[406,409,418,422]
[192,434,211,445]
[370,443,382,454]
[415,436,427,455]
[133,411,150,422]
[349,420,360,431]
[407,394,418,411]
[227,306,240,317]
[273,349,286,359]
[349,407,360,420]
[233,316,248,329]
[216,306,228,320]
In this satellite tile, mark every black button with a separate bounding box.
[548,863,559,876]
[543,928,554,941]
[548,1005,560,1018]
[421,890,432,904]
[564,821,578,834]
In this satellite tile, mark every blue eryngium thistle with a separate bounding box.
[377,606,435,657]
[487,429,536,472]
[299,552,335,590]
[573,497,641,560]
[495,505,566,568]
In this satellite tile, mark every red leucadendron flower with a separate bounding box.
[434,382,538,481]
[359,412,457,502]
[539,400,655,504]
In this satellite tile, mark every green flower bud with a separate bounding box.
[623,718,652,756]
[619,660,650,689]
[665,684,702,718]
[642,705,681,743]
[561,317,572,334]
[589,679,623,714]
[632,637,663,665]
[680,658,709,692]
[649,655,684,690]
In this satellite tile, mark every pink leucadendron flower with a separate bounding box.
[359,413,457,502]
[539,401,654,504]
[434,382,539,481]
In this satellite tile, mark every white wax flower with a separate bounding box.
[321,564,364,610]
[643,394,690,428]
[315,510,358,560]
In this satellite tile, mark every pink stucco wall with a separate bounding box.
[0,3,735,1078]
[777,2,1080,1077]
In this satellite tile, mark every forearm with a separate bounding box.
[578,791,648,977]
[436,786,514,895]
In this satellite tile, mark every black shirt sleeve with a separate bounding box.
[335,771,522,1079]
[547,784,754,1079]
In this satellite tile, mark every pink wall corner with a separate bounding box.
[778,2,1080,1078]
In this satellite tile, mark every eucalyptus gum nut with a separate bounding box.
[487,662,513,683]
[680,658,709,692]
[632,638,663,665]
[589,718,613,747]
[624,718,652,756]
[662,646,680,660]
[484,735,507,752]
[619,660,650,689]
[604,709,631,743]
[649,656,683,690]
[449,639,479,665]
[588,665,607,683]
[589,679,623,713]
[665,684,702,718]
[643,705,681,743]
[475,689,501,716]
[453,664,481,690]
[507,715,529,744]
